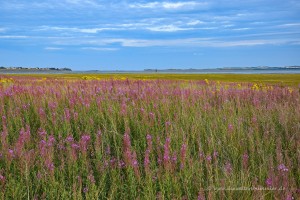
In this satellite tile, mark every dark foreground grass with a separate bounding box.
[0,75,299,199]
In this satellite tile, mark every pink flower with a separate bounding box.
[228,124,234,133]
[81,135,91,143]
[66,135,74,143]
[163,138,171,167]
[83,187,88,193]
[123,131,131,150]
[265,177,272,187]
[48,135,55,146]
[285,194,294,200]
[213,151,218,158]
[242,153,249,169]
[206,155,212,162]
[64,108,71,121]
[8,149,15,158]
[71,143,80,149]
[180,143,187,169]
[88,173,95,184]
[224,162,233,174]
[38,128,47,137]
[0,174,5,181]
[144,149,150,172]
[146,134,152,148]
[80,135,91,152]
[278,164,288,172]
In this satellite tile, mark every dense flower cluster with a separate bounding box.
[0,76,299,199]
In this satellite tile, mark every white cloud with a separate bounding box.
[82,38,299,48]
[39,26,118,33]
[232,28,251,31]
[278,23,300,27]
[1,0,102,10]
[0,35,28,39]
[129,1,209,10]
[64,0,102,7]
[186,20,205,26]
[147,25,195,32]
[39,22,201,33]
[81,47,119,51]
[45,47,63,50]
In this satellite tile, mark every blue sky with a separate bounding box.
[0,0,300,70]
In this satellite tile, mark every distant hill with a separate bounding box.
[218,66,300,70]
[0,66,72,72]
[144,66,300,72]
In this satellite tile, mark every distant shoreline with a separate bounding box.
[1,66,300,74]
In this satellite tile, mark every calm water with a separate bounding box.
[90,69,300,74]
[1,69,300,74]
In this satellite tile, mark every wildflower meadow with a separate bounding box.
[0,75,299,199]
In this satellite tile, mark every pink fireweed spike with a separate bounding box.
[64,108,71,122]
[0,174,5,185]
[278,164,288,173]
[131,151,140,178]
[242,153,249,169]
[144,134,152,173]
[265,177,273,187]
[144,149,151,173]
[38,128,47,139]
[163,137,171,170]
[206,155,212,163]
[95,130,102,153]
[80,135,91,153]
[224,162,233,175]
[123,130,133,167]
[146,134,152,151]
[180,143,187,169]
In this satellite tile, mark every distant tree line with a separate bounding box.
[0,66,72,71]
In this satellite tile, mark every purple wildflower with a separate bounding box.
[144,149,150,172]
[71,143,80,149]
[224,162,233,174]
[66,135,74,143]
[64,108,71,121]
[163,137,171,168]
[286,194,294,200]
[38,128,47,137]
[165,121,171,126]
[265,177,272,187]
[228,124,234,133]
[48,135,55,146]
[88,173,95,184]
[278,164,288,172]
[206,155,212,162]
[83,187,88,193]
[8,149,15,158]
[242,153,249,169]
[81,135,91,142]
[213,151,218,158]
[180,143,187,169]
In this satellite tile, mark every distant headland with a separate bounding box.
[144,66,300,72]
[0,66,72,72]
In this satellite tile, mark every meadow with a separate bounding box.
[0,74,299,199]
[9,73,300,85]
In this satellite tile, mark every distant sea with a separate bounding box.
[1,69,300,74]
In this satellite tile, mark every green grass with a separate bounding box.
[0,75,299,199]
